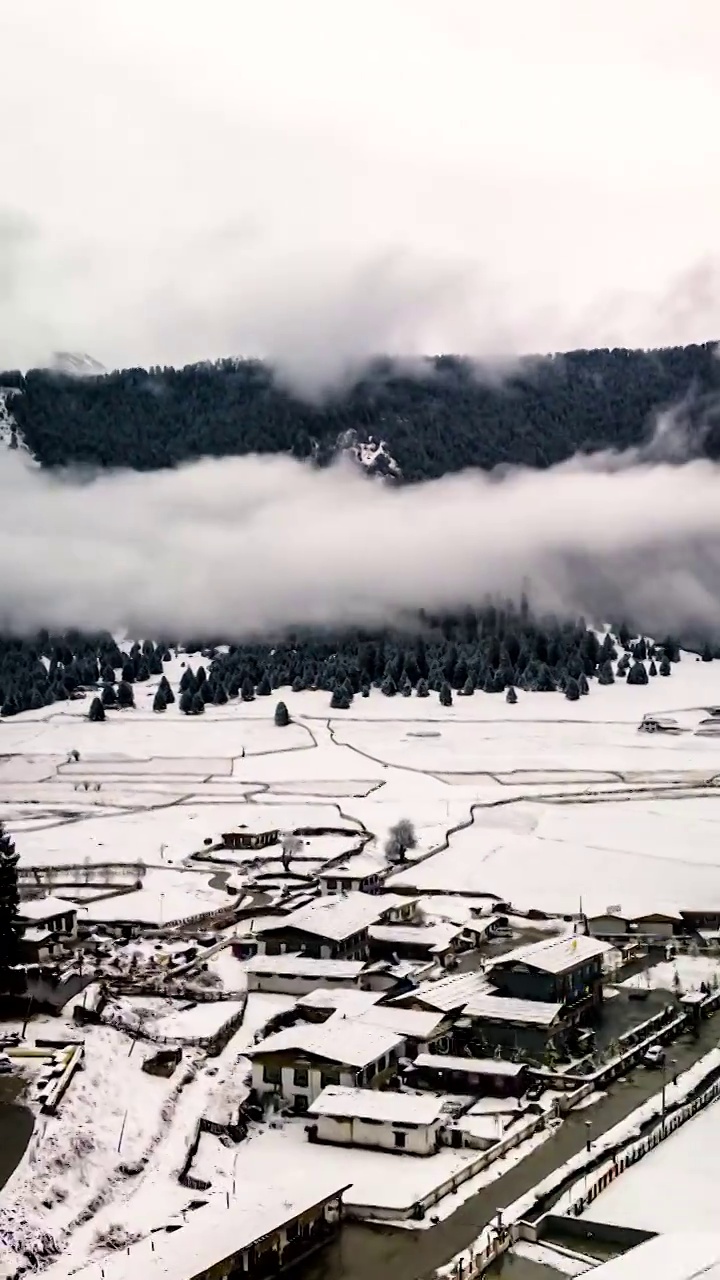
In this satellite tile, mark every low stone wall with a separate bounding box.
[351,1106,555,1223]
[102,994,247,1055]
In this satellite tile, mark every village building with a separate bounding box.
[459,993,567,1056]
[295,987,386,1022]
[358,957,437,993]
[587,907,682,940]
[319,852,387,895]
[39,1176,350,1280]
[307,1085,447,1156]
[349,1005,454,1057]
[17,927,63,965]
[220,827,279,850]
[248,1020,405,1110]
[486,934,612,1016]
[391,969,493,1016]
[244,955,368,995]
[368,920,470,966]
[407,1052,528,1099]
[17,896,78,938]
[253,892,417,961]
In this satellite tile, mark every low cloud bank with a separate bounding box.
[2,431,720,638]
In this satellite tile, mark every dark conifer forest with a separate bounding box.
[3,342,720,477]
[0,342,716,715]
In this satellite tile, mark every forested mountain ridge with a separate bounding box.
[2,342,719,478]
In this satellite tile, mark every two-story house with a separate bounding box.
[486,934,612,1020]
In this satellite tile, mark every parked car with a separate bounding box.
[642,1045,666,1069]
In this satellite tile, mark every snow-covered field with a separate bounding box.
[579,1095,720,1234]
[4,649,720,1272]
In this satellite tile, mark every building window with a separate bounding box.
[295,1096,309,1114]
[263,1063,281,1085]
[265,939,281,956]
[377,1056,386,1072]
[294,1067,309,1087]
[320,1068,340,1088]
[393,1131,406,1149]
[326,880,336,891]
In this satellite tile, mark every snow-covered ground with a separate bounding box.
[622,954,720,994]
[5,649,720,1271]
[578,1095,720,1234]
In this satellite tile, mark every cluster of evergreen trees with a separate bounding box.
[0,607,698,723]
[0,611,696,723]
[3,343,720,478]
[197,610,682,710]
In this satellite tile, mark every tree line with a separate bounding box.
[3,343,720,478]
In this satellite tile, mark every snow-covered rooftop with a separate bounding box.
[464,993,563,1026]
[248,1020,404,1069]
[309,1085,446,1127]
[40,1175,352,1280]
[296,987,383,1015]
[257,891,395,942]
[244,954,366,979]
[368,922,462,951]
[17,895,78,922]
[587,1233,720,1280]
[489,933,612,975]
[21,926,54,943]
[321,853,386,881]
[412,1052,525,1078]
[407,970,492,1012]
[349,1005,448,1040]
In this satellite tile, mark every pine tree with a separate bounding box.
[627,661,649,686]
[88,696,105,722]
[598,659,615,685]
[659,655,672,676]
[416,678,429,698]
[439,681,453,707]
[565,677,580,701]
[256,673,272,697]
[579,673,589,695]
[381,674,397,697]
[191,691,205,715]
[0,826,21,982]
[117,680,135,708]
[241,676,255,702]
[649,658,658,676]
[274,701,290,727]
[180,688,193,715]
[506,685,518,704]
[330,686,350,710]
[153,688,167,712]
[101,683,117,708]
[702,642,714,663]
[159,675,175,704]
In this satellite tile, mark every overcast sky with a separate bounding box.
[2,1,720,379]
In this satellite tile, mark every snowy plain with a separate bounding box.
[3,649,720,1271]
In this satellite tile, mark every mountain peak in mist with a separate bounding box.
[50,352,106,378]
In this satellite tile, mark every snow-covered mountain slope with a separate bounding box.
[50,351,106,377]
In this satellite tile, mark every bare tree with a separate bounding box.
[280,833,303,872]
[384,819,418,863]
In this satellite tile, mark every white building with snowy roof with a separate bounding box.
[307,1085,447,1156]
[247,1020,405,1110]
[35,1174,351,1280]
[253,891,417,961]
